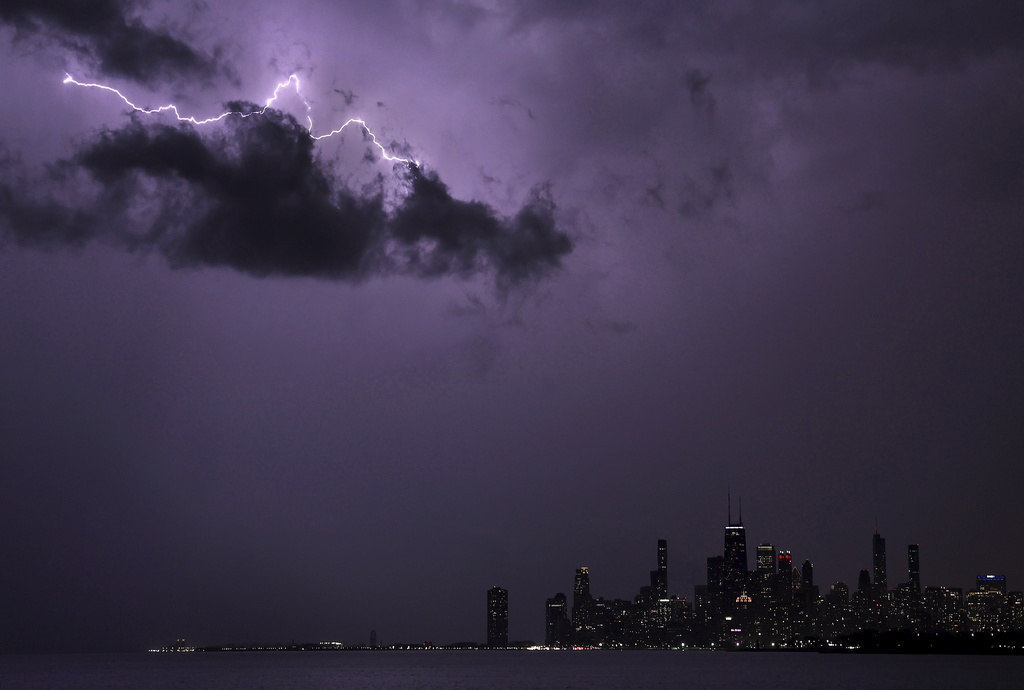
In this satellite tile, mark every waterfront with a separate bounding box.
[3,650,1024,690]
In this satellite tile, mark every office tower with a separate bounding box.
[977,575,1007,594]
[801,560,814,591]
[573,567,594,643]
[872,529,887,598]
[757,543,776,577]
[657,539,668,597]
[966,578,1005,633]
[776,551,793,607]
[822,582,852,641]
[924,586,965,633]
[370,629,376,649]
[724,496,748,576]
[858,569,871,594]
[723,495,749,625]
[704,555,727,638]
[487,586,508,647]
[908,545,920,596]
[1003,592,1024,632]
[777,551,792,577]
[545,593,570,647]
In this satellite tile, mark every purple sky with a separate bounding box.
[1,1,1023,652]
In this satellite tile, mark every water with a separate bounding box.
[2,650,1023,689]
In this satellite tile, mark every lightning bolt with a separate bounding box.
[62,73,416,165]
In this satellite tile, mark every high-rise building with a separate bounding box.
[487,586,508,647]
[857,569,872,594]
[723,496,749,621]
[801,560,813,590]
[774,548,790,573]
[545,592,570,647]
[757,543,776,577]
[657,539,668,597]
[924,586,964,633]
[872,529,887,598]
[776,551,793,609]
[977,575,1007,594]
[908,544,921,596]
[724,497,748,577]
[573,567,595,644]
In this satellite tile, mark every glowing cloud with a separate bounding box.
[63,73,416,165]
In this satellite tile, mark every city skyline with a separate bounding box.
[2,0,1023,653]
[514,516,1023,649]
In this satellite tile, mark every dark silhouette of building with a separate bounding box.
[545,592,570,647]
[872,529,887,598]
[724,496,748,586]
[369,629,376,648]
[652,538,668,599]
[908,544,921,596]
[572,567,596,644]
[777,551,793,604]
[487,586,508,647]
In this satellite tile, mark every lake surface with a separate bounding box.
[3,650,1023,689]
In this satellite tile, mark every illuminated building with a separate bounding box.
[487,586,508,647]
[967,575,1007,632]
[977,574,1007,594]
[924,586,964,633]
[724,497,748,582]
[1003,591,1024,632]
[822,582,853,640]
[777,551,793,603]
[572,567,596,644]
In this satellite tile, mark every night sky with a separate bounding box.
[1,1,1023,653]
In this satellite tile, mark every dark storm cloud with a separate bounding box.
[390,172,569,286]
[505,1,1024,74]
[0,0,218,84]
[0,109,572,285]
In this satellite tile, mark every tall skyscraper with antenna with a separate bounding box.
[873,528,887,597]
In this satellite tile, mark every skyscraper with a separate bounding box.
[724,497,748,576]
[777,551,793,581]
[656,538,668,598]
[801,559,814,590]
[487,586,508,647]
[545,593,570,647]
[572,567,594,644]
[872,529,887,598]
[977,575,1007,594]
[757,543,776,577]
[908,544,921,596]
[723,495,749,617]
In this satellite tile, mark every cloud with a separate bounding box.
[0,107,573,287]
[0,0,220,84]
[679,163,734,218]
[684,69,715,118]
